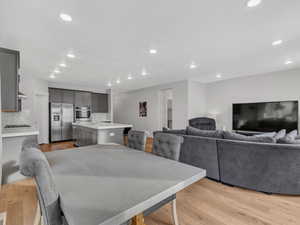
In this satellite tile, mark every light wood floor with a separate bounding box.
[1,141,300,225]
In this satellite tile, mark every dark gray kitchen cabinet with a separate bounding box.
[75,91,91,107]
[0,48,20,112]
[92,93,108,113]
[49,88,62,103]
[61,89,74,104]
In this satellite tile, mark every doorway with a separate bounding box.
[160,89,173,129]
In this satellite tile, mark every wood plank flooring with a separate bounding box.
[1,140,300,225]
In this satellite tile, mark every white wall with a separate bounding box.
[114,80,189,134]
[1,74,48,127]
[206,68,300,130]
[187,80,206,119]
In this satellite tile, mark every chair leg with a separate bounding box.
[172,199,179,225]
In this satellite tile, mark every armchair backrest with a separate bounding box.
[189,117,216,130]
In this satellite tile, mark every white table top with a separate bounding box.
[45,144,206,225]
[2,127,39,138]
[72,122,132,130]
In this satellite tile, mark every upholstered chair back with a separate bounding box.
[20,148,63,225]
[189,117,216,130]
[127,130,148,151]
[152,133,184,161]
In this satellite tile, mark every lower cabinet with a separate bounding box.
[73,126,97,147]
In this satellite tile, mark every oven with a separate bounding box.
[75,106,91,121]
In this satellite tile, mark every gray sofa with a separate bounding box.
[160,129,300,195]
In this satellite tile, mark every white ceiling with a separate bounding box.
[1,0,300,91]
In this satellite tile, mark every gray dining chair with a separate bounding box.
[19,147,66,225]
[127,130,148,151]
[147,132,184,225]
[20,148,130,225]
[21,136,40,151]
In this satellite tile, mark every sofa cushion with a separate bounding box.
[277,137,300,144]
[254,132,276,137]
[223,131,276,143]
[186,126,223,139]
[162,127,186,135]
[274,129,286,140]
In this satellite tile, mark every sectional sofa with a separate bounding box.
[158,128,300,195]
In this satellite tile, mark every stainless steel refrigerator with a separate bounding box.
[50,103,74,142]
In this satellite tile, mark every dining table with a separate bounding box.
[45,144,206,225]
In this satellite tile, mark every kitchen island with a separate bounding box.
[72,122,132,146]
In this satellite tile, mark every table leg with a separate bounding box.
[132,213,146,225]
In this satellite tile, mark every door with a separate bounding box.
[160,89,173,129]
[62,104,74,140]
[50,103,62,142]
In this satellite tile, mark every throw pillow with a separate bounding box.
[277,130,299,144]
[286,130,298,139]
[274,129,286,140]
[186,126,223,139]
[223,131,276,143]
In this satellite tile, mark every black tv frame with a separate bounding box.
[232,100,299,133]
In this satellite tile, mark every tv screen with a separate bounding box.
[233,101,298,132]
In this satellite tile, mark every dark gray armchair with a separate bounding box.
[189,117,216,130]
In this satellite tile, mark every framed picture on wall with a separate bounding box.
[139,101,147,117]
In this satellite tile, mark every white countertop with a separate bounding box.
[2,127,39,138]
[72,122,132,130]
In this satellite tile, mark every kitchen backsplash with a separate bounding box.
[1,110,33,128]
[91,113,110,122]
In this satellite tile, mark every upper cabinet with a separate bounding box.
[62,89,74,104]
[92,93,108,113]
[49,88,108,112]
[74,91,91,107]
[49,88,62,103]
[0,48,20,112]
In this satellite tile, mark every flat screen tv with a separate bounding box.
[233,101,298,132]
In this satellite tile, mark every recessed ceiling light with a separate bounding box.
[216,74,222,78]
[53,69,61,74]
[272,40,283,46]
[247,0,262,8]
[49,74,56,79]
[142,69,148,76]
[189,62,197,69]
[67,53,75,58]
[107,82,112,87]
[285,60,293,65]
[149,49,157,54]
[59,63,67,67]
[116,79,121,84]
[127,75,133,80]
[60,13,72,22]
